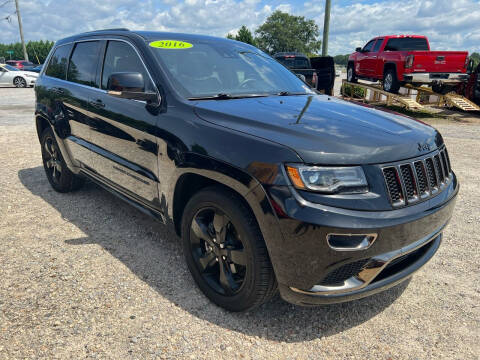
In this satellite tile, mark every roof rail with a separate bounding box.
[79,28,130,35]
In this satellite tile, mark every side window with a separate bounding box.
[67,41,101,87]
[362,40,376,52]
[372,38,383,52]
[45,44,72,80]
[101,40,154,92]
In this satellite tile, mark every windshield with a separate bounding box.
[3,64,19,71]
[149,39,313,99]
[276,57,310,69]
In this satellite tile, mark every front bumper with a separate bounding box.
[265,174,458,306]
[403,72,469,84]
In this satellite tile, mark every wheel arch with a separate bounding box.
[35,114,51,141]
[172,172,252,237]
[13,75,26,85]
[168,155,286,280]
[383,62,397,77]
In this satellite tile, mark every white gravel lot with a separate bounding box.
[0,87,479,359]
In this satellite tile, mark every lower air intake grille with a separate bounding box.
[319,259,369,286]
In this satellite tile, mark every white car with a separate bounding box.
[0,64,38,87]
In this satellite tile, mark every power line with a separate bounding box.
[0,0,13,8]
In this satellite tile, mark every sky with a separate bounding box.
[0,0,479,55]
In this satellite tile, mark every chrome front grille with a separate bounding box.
[382,147,452,207]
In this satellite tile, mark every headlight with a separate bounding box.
[285,164,368,194]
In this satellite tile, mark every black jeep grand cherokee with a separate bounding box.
[35,29,458,312]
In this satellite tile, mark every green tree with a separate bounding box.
[255,11,321,55]
[0,40,54,64]
[333,54,350,66]
[226,25,256,46]
[470,52,480,68]
[236,25,255,45]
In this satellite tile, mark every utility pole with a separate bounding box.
[321,0,331,56]
[14,0,29,61]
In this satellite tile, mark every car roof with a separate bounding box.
[55,28,243,46]
[273,52,308,58]
[371,35,427,40]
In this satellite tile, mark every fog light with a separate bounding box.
[327,233,377,251]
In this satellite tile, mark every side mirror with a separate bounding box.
[107,72,158,103]
[296,73,306,82]
[355,47,362,52]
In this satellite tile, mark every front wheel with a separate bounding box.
[347,63,357,83]
[181,187,277,312]
[14,77,27,88]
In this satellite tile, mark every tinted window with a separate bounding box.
[149,41,314,98]
[276,57,310,69]
[384,38,429,51]
[4,64,19,71]
[45,44,72,80]
[372,39,383,52]
[362,40,376,52]
[101,40,153,91]
[67,41,101,87]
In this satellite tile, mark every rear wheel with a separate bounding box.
[14,77,27,88]
[432,83,456,95]
[41,127,84,193]
[383,68,400,93]
[181,187,277,312]
[347,63,357,83]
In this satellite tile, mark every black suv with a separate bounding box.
[35,29,458,312]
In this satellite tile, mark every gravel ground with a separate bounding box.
[0,87,479,359]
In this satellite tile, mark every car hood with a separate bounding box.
[193,95,443,165]
[18,70,38,76]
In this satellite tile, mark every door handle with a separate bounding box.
[89,99,105,109]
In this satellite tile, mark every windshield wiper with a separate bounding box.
[276,91,310,96]
[188,93,269,100]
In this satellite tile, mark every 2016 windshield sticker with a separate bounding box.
[149,40,193,49]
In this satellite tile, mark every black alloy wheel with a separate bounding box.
[43,135,63,185]
[181,187,277,312]
[40,127,84,192]
[190,207,247,296]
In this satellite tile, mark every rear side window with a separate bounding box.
[372,39,383,52]
[384,38,429,51]
[101,40,154,91]
[276,57,310,69]
[45,44,72,80]
[67,41,101,87]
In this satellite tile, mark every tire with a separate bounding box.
[13,76,27,88]
[383,68,400,93]
[432,84,456,95]
[40,127,84,193]
[347,63,357,83]
[181,187,277,312]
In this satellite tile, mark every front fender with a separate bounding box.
[165,153,289,285]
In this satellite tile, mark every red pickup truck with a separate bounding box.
[347,35,469,93]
